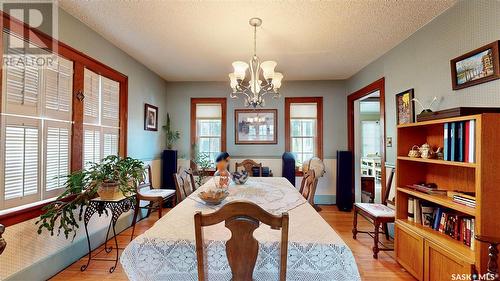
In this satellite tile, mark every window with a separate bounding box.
[1,33,73,209]
[82,69,120,168]
[191,98,226,167]
[285,97,323,167]
[0,14,127,219]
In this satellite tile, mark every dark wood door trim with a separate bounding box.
[347,78,386,204]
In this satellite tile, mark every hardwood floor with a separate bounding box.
[50,205,415,281]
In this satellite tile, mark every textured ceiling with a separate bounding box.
[59,0,456,81]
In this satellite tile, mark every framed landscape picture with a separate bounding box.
[144,103,158,131]
[235,109,277,144]
[451,41,500,90]
[395,89,415,125]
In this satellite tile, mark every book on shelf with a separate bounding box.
[406,184,447,195]
[408,198,415,222]
[443,120,475,163]
[447,191,476,208]
[408,202,476,249]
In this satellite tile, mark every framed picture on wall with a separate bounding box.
[144,103,158,131]
[235,109,277,144]
[451,41,500,90]
[395,89,415,125]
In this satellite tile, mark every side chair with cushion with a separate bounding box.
[174,167,196,203]
[194,201,289,281]
[235,159,263,176]
[131,165,176,240]
[352,167,396,258]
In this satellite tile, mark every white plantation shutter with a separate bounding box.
[1,116,40,208]
[4,53,41,116]
[43,56,73,120]
[103,128,119,157]
[44,121,70,197]
[83,69,100,124]
[83,126,101,167]
[101,77,120,127]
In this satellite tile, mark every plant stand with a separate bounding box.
[80,197,135,273]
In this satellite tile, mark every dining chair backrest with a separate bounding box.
[194,201,289,281]
[235,159,263,176]
[174,167,196,203]
[383,167,396,206]
[138,165,153,191]
[299,169,318,205]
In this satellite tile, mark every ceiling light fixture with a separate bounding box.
[228,17,283,108]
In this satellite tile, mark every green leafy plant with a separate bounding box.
[162,113,180,150]
[36,155,145,240]
[191,144,212,187]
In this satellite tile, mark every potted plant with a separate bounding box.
[191,144,212,187]
[161,113,180,189]
[36,155,145,239]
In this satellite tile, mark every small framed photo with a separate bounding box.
[395,89,415,125]
[451,41,500,90]
[144,103,158,131]
[235,109,277,144]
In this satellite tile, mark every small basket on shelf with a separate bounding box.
[408,145,421,158]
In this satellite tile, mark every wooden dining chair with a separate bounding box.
[352,167,396,258]
[299,169,318,206]
[131,165,176,240]
[235,159,263,176]
[174,167,196,203]
[194,201,289,281]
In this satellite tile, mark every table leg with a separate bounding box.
[81,217,92,271]
[109,222,119,273]
[104,220,113,253]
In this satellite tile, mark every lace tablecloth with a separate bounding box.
[121,177,361,281]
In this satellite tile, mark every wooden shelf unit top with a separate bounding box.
[397,156,477,168]
[396,219,475,264]
[397,187,476,216]
[397,114,481,128]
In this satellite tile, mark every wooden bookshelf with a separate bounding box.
[395,113,500,281]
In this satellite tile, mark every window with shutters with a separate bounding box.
[0,23,127,217]
[190,98,227,168]
[285,97,323,168]
[82,69,120,168]
[1,31,73,210]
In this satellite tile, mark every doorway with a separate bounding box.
[347,78,386,204]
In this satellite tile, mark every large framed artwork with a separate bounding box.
[144,103,158,131]
[451,41,500,90]
[235,109,277,144]
[395,89,415,125]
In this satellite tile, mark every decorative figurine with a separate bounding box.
[214,152,230,188]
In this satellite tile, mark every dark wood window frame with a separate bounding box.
[284,97,323,176]
[0,11,128,226]
[190,98,227,171]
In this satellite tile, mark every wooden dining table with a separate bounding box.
[121,177,361,281]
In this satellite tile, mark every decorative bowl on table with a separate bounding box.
[198,188,229,205]
[232,171,249,185]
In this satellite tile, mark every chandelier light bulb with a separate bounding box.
[260,61,277,80]
[232,61,249,80]
[272,72,283,89]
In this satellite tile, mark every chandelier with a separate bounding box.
[228,17,283,108]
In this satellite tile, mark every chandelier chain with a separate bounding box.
[253,25,257,57]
